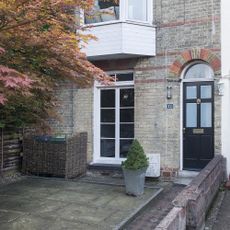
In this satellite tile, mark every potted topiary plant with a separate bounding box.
[122,139,149,196]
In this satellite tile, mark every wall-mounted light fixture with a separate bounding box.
[167,86,172,99]
[216,81,224,96]
[214,79,225,96]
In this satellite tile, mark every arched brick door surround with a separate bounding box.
[169,48,221,78]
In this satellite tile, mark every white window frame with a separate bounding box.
[93,71,134,164]
[125,0,152,24]
[84,0,153,26]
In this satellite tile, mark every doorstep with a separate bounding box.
[87,163,123,178]
[87,163,122,171]
[174,170,199,186]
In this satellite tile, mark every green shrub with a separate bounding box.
[122,139,149,170]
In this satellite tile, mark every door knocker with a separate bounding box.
[196,98,201,104]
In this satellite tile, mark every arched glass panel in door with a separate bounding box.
[184,63,214,79]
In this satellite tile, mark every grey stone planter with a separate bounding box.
[122,167,147,196]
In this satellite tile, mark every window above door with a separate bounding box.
[184,63,214,80]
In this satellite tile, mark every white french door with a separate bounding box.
[94,82,134,164]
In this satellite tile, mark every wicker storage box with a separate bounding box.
[22,133,87,179]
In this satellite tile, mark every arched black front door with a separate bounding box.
[183,61,214,170]
[183,81,214,170]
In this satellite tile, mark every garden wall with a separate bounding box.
[155,155,226,230]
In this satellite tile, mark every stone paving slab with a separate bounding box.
[125,183,185,230]
[0,177,161,230]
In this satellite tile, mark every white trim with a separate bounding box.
[221,78,230,175]
[120,0,126,21]
[85,20,121,27]
[84,20,155,28]
[95,81,134,88]
[106,70,134,74]
[95,70,134,88]
[180,82,183,171]
[183,78,214,83]
[93,71,134,164]
[93,85,101,163]
[180,62,215,171]
[115,88,120,160]
[221,0,230,176]
[92,158,125,165]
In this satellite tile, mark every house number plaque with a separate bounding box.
[167,104,173,109]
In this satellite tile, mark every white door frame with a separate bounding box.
[179,63,214,171]
[93,71,134,165]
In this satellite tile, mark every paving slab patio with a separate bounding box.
[0,177,161,230]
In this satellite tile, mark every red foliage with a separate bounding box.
[0,0,112,106]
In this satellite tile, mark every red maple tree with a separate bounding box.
[0,0,111,128]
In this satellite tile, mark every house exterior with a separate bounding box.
[52,0,229,178]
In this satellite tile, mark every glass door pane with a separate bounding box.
[120,124,134,138]
[201,103,212,127]
[101,140,115,158]
[101,109,115,122]
[100,89,116,158]
[119,88,134,158]
[186,86,197,99]
[186,103,197,127]
[120,88,134,107]
[201,85,212,99]
[120,109,134,122]
[101,124,115,138]
[120,140,133,158]
[101,89,115,107]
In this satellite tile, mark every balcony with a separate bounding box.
[83,0,156,61]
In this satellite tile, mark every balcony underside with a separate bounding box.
[87,53,152,61]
